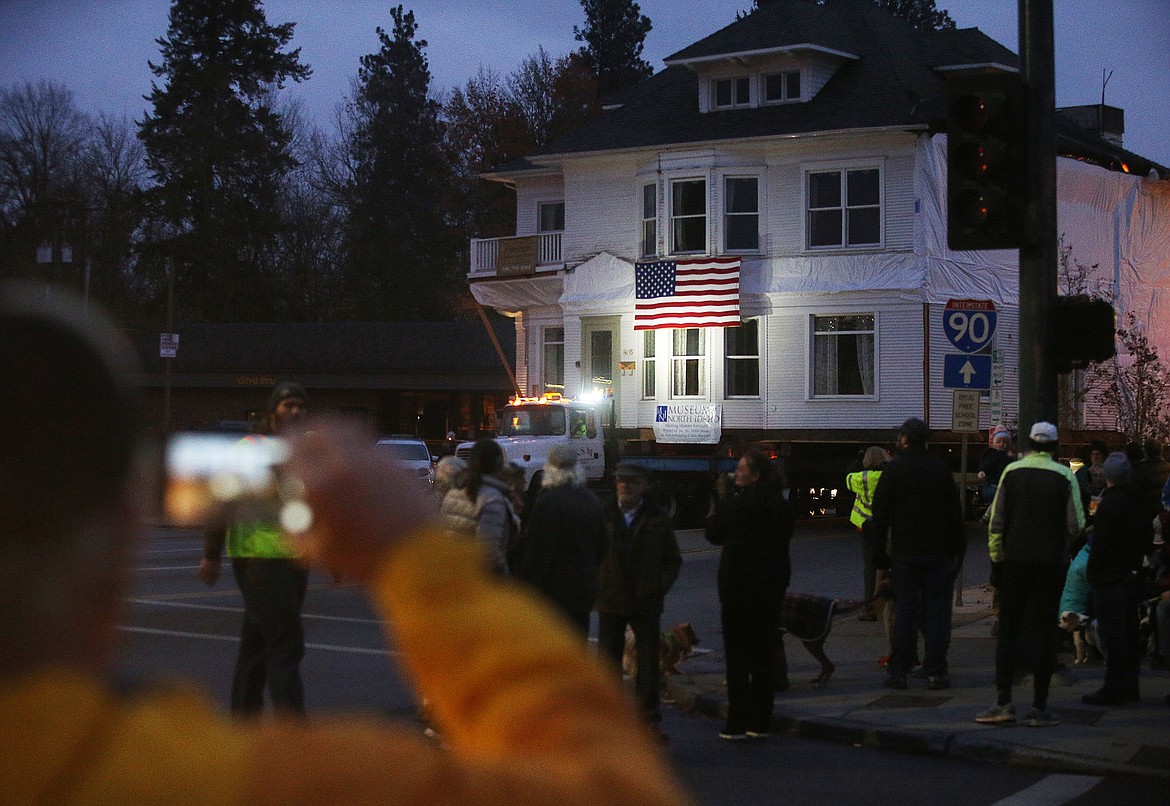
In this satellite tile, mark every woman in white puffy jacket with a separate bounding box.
[441,438,516,576]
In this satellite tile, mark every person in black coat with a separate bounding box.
[517,445,605,636]
[596,462,682,736]
[705,450,793,740]
[1083,453,1150,705]
[869,418,966,691]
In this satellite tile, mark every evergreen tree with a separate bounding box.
[574,0,653,99]
[139,0,310,322]
[341,5,459,321]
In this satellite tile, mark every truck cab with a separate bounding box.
[457,395,606,492]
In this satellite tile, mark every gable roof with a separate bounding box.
[525,0,1016,160]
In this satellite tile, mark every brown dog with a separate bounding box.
[780,593,837,688]
[622,622,699,682]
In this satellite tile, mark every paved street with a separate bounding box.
[116,521,1167,805]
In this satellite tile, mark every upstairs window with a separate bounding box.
[538,201,564,232]
[764,71,801,103]
[671,178,707,254]
[724,176,759,251]
[725,319,760,397]
[641,183,657,257]
[807,168,881,249]
[713,76,750,109]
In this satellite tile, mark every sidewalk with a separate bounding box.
[664,584,1170,780]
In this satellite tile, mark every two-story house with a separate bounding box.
[466,0,1170,493]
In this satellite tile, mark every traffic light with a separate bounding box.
[1049,295,1116,374]
[946,73,1026,251]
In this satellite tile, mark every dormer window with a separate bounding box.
[764,71,801,103]
[712,77,750,109]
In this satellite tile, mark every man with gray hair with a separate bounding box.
[1083,452,1148,705]
[516,444,606,635]
[977,421,1085,727]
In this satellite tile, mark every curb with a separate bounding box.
[663,678,1170,781]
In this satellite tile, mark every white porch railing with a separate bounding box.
[469,232,562,275]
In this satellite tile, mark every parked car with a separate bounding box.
[375,436,435,485]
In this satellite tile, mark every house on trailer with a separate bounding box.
[466,0,1170,489]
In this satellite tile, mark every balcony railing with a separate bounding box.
[469,232,562,275]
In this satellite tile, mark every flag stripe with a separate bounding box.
[634,256,741,330]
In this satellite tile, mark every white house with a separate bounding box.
[467,0,1170,469]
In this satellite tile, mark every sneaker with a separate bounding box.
[975,703,1016,724]
[884,676,907,689]
[1024,707,1059,727]
[876,654,890,667]
[926,674,951,690]
[745,730,770,739]
[910,664,928,679]
[718,731,748,741]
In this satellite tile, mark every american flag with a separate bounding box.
[634,257,741,330]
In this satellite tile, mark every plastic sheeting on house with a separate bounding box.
[471,132,1170,353]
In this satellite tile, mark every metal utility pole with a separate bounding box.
[1016,0,1059,430]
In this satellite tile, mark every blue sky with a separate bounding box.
[1,0,1166,165]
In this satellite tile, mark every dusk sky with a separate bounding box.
[1,0,1167,165]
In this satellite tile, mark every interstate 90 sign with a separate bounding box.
[943,299,997,354]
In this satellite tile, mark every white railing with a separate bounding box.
[469,232,562,275]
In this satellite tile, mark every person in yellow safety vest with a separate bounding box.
[845,446,891,621]
[200,382,310,715]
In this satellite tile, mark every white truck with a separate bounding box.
[455,395,606,491]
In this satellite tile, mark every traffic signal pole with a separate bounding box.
[1017,0,1059,429]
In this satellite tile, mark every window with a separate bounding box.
[812,314,875,397]
[764,71,801,102]
[671,178,706,253]
[713,76,750,108]
[671,328,706,397]
[643,330,657,399]
[538,201,564,232]
[568,408,596,439]
[543,327,564,394]
[724,177,759,251]
[641,183,657,257]
[725,319,760,397]
[807,168,881,248]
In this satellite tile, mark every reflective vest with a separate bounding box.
[845,469,883,530]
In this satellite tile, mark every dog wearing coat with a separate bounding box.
[779,592,837,687]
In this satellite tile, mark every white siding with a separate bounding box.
[515,176,564,236]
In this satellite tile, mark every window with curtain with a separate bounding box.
[543,327,564,394]
[671,178,706,253]
[725,319,760,397]
[812,314,875,396]
[643,329,657,399]
[672,328,706,397]
[641,183,657,257]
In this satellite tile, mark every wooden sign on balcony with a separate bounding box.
[497,235,539,276]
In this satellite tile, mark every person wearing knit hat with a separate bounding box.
[977,425,1013,505]
[1083,452,1148,706]
[199,381,311,715]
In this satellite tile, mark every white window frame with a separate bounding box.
[724,318,761,398]
[642,329,657,399]
[670,177,707,255]
[809,313,878,399]
[542,326,565,395]
[804,163,883,250]
[711,76,751,109]
[641,182,658,257]
[763,70,802,103]
[671,327,707,398]
[723,175,761,252]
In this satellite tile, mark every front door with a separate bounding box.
[582,318,618,427]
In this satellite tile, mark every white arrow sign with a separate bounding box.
[960,359,977,384]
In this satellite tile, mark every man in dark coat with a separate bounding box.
[1083,453,1149,705]
[596,463,682,737]
[869,417,966,692]
[517,444,605,636]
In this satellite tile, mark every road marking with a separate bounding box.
[124,597,384,625]
[133,564,203,571]
[990,774,1101,805]
[137,547,204,555]
[116,625,399,656]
